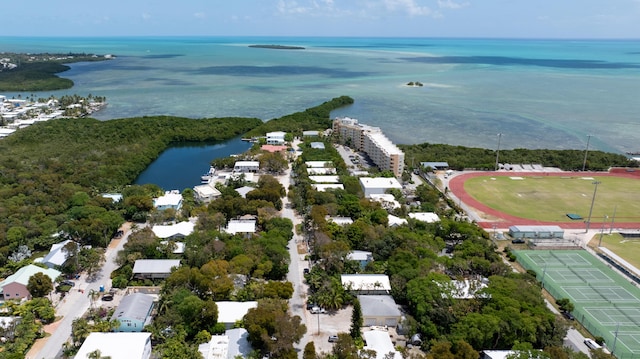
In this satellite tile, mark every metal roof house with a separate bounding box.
[408,212,440,223]
[198,328,252,359]
[358,295,402,327]
[152,221,195,240]
[75,332,152,359]
[132,259,181,280]
[233,161,260,173]
[266,131,286,145]
[154,190,183,211]
[347,250,373,269]
[362,330,402,359]
[41,239,73,268]
[224,219,257,238]
[0,264,60,300]
[112,293,155,332]
[359,177,402,198]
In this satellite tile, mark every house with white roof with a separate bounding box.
[225,219,257,238]
[359,177,402,197]
[75,332,152,359]
[233,161,260,173]
[199,334,229,359]
[309,175,340,183]
[369,194,401,210]
[328,217,354,226]
[312,184,344,192]
[215,301,258,328]
[307,167,337,175]
[234,186,255,198]
[310,142,325,149]
[387,214,408,227]
[359,295,402,327]
[199,328,252,359]
[41,239,73,268]
[341,274,391,295]
[0,264,61,300]
[266,131,286,145]
[302,130,320,137]
[408,212,440,223]
[112,293,155,332]
[132,259,181,280]
[347,250,373,269]
[193,183,222,203]
[152,221,195,240]
[362,330,402,359]
[305,161,333,168]
[154,190,183,211]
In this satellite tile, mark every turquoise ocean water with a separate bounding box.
[1,37,639,154]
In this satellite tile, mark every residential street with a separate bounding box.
[27,224,133,359]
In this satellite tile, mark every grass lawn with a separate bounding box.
[463,175,640,222]
[592,233,640,269]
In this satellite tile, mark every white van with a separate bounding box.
[584,338,602,350]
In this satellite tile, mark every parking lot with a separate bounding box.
[303,305,353,354]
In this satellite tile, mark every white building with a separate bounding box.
[333,117,405,177]
[215,301,258,328]
[347,250,373,269]
[154,190,182,211]
[233,161,260,173]
[369,194,401,210]
[199,335,229,359]
[199,328,252,359]
[225,219,257,237]
[75,332,152,359]
[408,212,440,223]
[359,177,402,197]
[193,183,222,203]
[307,167,336,175]
[328,217,354,226]
[266,131,286,145]
[362,330,402,359]
[41,239,73,268]
[341,274,391,295]
[387,214,408,227]
[152,221,195,240]
[305,161,333,168]
[309,175,340,183]
[312,184,344,192]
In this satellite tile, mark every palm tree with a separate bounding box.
[87,289,100,309]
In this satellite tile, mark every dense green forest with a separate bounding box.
[0,53,111,91]
[0,115,261,264]
[244,96,354,137]
[400,143,637,171]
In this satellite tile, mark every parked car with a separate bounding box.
[511,238,526,244]
[562,311,575,320]
[61,280,75,287]
[101,294,114,301]
[584,338,602,350]
[303,268,310,275]
[328,335,339,343]
[310,306,327,314]
[306,302,315,310]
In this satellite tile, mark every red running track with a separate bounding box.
[448,170,640,230]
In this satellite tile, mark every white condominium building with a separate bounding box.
[333,117,405,177]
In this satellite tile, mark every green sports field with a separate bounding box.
[596,233,640,269]
[463,175,640,222]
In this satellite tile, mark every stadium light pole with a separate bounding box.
[495,133,502,171]
[585,181,601,233]
[598,215,608,247]
[582,135,592,171]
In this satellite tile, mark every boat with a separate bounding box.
[201,166,216,183]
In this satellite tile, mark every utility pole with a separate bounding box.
[599,215,608,247]
[610,205,617,234]
[582,135,592,171]
[495,133,502,171]
[585,181,601,233]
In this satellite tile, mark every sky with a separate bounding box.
[3,0,640,38]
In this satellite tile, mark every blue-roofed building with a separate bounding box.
[112,293,155,332]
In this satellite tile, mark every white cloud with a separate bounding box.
[382,0,433,16]
[437,0,469,10]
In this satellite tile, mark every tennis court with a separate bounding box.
[515,249,640,358]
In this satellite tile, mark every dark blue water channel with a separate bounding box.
[134,136,252,191]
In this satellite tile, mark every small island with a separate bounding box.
[248,44,305,50]
[406,81,424,87]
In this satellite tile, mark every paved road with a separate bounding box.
[29,226,133,359]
